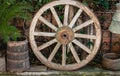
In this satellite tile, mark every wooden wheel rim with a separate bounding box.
[29,0,101,70]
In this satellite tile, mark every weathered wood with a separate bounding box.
[29,0,101,70]
[62,45,66,66]
[37,39,57,51]
[69,9,83,28]
[56,26,74,45]
[75,33,96,39]
[50,7,62,27]
[64,5,69,25]
[69,43,81,63]
[73,19,94,32]
[7,58,30,72]
[7,51,29,60]
[72,39,91,54]
[7,37,30,72]
[7,39,28,53]
[69,6,75,24]
[39,16,57,31]
[34,32,55,37]
[48,43,61,61]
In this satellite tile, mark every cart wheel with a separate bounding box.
[29,0,101,70]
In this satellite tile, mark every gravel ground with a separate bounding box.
[1,66,120,76]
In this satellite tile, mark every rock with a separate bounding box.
[0,57,6,72]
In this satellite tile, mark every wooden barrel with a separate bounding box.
[7,37,30,72]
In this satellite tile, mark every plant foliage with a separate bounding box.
[82,0,109,11]
[24,0,51,11]
[0,0,31,43]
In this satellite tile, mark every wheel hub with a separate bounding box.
[56,26,74,44]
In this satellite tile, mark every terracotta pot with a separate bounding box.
[102,53,120,70]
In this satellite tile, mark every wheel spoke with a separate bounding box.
[62,45,66,66]
[50,7,62,27]
[75,33,96,39]
[48,43,61,61]
[72,39,91,54]
[64,5,69,25]
[69,9,83,28]
[68,43,81,63]
[39,16,58,31]
[34,32,55,37]
[29,0,102,70]
[38,39,57,51]
[73,19,94,32]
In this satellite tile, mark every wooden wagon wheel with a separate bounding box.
[29,0,101,70]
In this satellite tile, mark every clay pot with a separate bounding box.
[102,53,120,70]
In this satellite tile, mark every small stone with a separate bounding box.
[28,65,47,72]
[0,57,6,72]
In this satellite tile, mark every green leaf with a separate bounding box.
[59,15,64,21]
[0,0,30,43]
[98,0,109,10]
[82,1,88,6]
[87,41,94,46]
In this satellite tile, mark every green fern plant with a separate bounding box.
[0,0,31,43]
[24,0,51,11]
